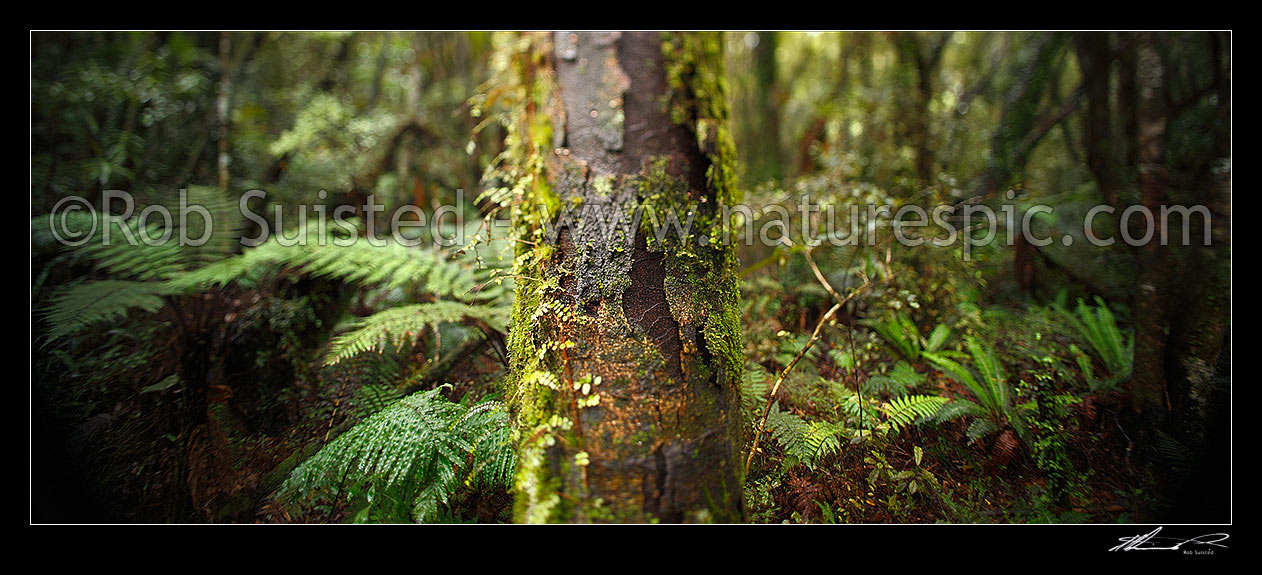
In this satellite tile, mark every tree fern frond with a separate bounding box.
[42,280,174,340]
[169,185,247,267]
[353,384,405,418]
[324,301,508,365]
[170,234,489,302]
[78,219,186,280]
[280,387,513,523]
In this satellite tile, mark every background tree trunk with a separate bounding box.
[1129,32,1170,417]
[505,31,747,523]
[750,31,783,182]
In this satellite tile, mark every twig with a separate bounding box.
[743,267,885,477]
[745,301,843,476]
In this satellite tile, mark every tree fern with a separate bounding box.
[172,233,486,302]
[169,185,248,267]
[353,384,405,418]
[42,280,175,340]
[323,301,509,365]
[279,387,514,523]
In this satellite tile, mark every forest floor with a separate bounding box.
[45,342,1151,524]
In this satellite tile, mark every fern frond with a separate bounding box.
[459,400,515,489]
[170,234,489,302]
[966,418,1000,443]
[1055,296,1133,382]
[42,280,175,340]
[324,301,508,365]
[764,402,842,469]
[931,399,986,423]
[353,384,405,418]
[765,402,809,456]
[863,312,921,361]
[882,394,949,432]
[78,219,185,280]
[740,363,772,416]
[924,323,951,353]
[169,185,247,267]
[280,387,513,523]
[862,361,925,397]
[793,421,843,468]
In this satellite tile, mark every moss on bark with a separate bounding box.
[498,31,746,523]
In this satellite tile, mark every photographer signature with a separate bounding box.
[1109,527,1229,552]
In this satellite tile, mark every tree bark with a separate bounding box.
[505,32,746,523]
[1128,32,1170,417]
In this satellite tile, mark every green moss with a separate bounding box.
[500,32,747,523]
[661,32,742,206]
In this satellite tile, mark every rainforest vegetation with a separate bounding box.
[30,31,1231,524]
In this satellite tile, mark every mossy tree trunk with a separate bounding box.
[502,31,747,523]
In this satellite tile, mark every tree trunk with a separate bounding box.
[216,32,231,192]
[895,32,947,186]
[1128,33,1170,417]
[1074,32,1119,210]
[751,31,782,182]
[504,32,746,523]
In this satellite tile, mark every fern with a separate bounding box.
[36,187,246,282]
[279,387,514,523]
[966,418,1002,443]
[764,403,809,461]
[930,398,987,423]
[794,421,844,467]
[172,233,486,302]
[1058,297,1133,390]
[78,220,186,280]
[42,280,175,340]
[168,185,248,267]
[763,403,842,470]
[924,336,1033,447]
[882,395,949,432]
[460,399,516,489]
[353,384,405,418]
[740,363,772,420]
[324,301,508,365]
[862,361,925,397]
[862,312,951,363]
